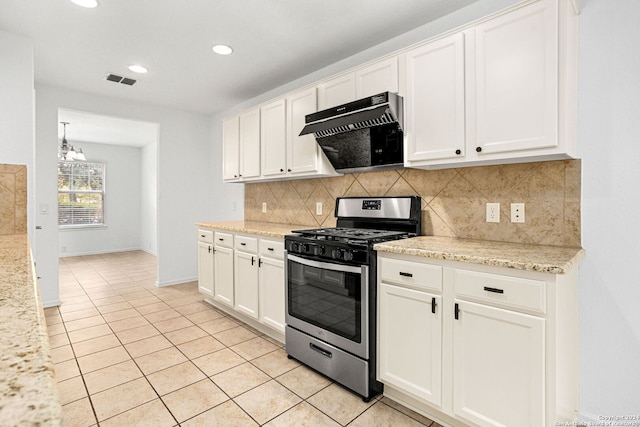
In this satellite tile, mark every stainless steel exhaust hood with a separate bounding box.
[299,92,404,173]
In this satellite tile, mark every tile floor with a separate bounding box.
[45,251,440,426]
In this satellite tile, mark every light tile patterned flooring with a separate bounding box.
[45,251,440,426]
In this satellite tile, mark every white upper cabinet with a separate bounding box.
[403,33,466,163]
[356,56,399,98]
[317,73,356,110]
[404,0,577,169]
[260,99,287,178]
[470,0,558,155]
[223,87,338,182]
[317,57,399,111]
[222,116,240,180]
[286,87,323,175]
[238,108,261,179]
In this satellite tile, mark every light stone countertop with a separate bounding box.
[0,234,63,426]
[374,236,584,274]
[196,220,315,238]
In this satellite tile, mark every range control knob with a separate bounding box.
[342,250,354,261]
[290,242,299,253]
[299,243,309,254]
[313,245,325,256]
[331,249,342,260]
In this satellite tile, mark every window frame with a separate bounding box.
[57,161,106,229]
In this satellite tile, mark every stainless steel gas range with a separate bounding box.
[284,196,421,401]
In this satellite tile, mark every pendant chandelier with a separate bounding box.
[59,121,86,161]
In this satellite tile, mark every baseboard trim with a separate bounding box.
[58,247,144,258]
[156,276,198,287]
[42,299,62,308]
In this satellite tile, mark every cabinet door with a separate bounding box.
[197,241,214,297]
[452,300,544,427]
[258,256,285,334]
[471,0,558,155]
[214,246,234,307]
[378,283,442,407]
[317,73,356,110]
[404,33,466,163]
[234,250,259,319]
[222,116,240,180]
[260,99,287,177]
[356,57,398,98]
[286,88,319,174]
[239,108,261,179]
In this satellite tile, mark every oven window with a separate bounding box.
[288,259,362,343]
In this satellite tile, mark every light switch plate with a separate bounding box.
[262,202,267,213]
[316,202,323,216]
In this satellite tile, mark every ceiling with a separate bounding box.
[1,0,476,119]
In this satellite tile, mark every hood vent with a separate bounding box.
[313,110,397,138]
[299,92,404,174]
[299,92,402,139]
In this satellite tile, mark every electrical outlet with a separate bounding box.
[486,203,500,223]
[316,202,323,216]
[262,202,267,213]
[511,203,525,223]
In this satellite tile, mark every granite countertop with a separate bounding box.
[374,236,584,274]
[196,220,313,238]
[0,234,63,426]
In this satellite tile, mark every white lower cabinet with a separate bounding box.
[452,300,544,427]
[258,253,285,334]
[197,230,214,297]
[234,250,259,319]
[197,228,286,339]
[378,283,442,406]
[213,245,234,307]
[377,252,578,427]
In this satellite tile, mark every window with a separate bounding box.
[58,161,105,227]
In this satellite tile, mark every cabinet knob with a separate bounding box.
[234,174,238,178]
[200,234,205,238]
[455,149,461,155]
[239,174,243,177]
[476,146,482,153]
[287,169,292,172]
[280,168,284,172]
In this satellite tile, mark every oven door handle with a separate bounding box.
[286,254,363,274]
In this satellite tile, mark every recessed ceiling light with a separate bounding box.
[70,0,99,8]
[212,44,233,55]
[128,65,148,74]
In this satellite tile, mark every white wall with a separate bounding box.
[141,141,158,255]
[35,85,213,298]
[577,0,640,418]
[58,141,142,257]
[0,31,35,234]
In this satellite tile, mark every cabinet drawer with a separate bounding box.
[380,257,442,292]
[454,269,546,314]
[259,239,285,260]
[214,232,234,249]
[235,235,258,252]
[197,229,213,244]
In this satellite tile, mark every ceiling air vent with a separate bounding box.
[105,73,137,86]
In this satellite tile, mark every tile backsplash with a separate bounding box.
[0,164,27,235]
[245,160,581,247]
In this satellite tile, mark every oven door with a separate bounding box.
[285,253,369,359]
